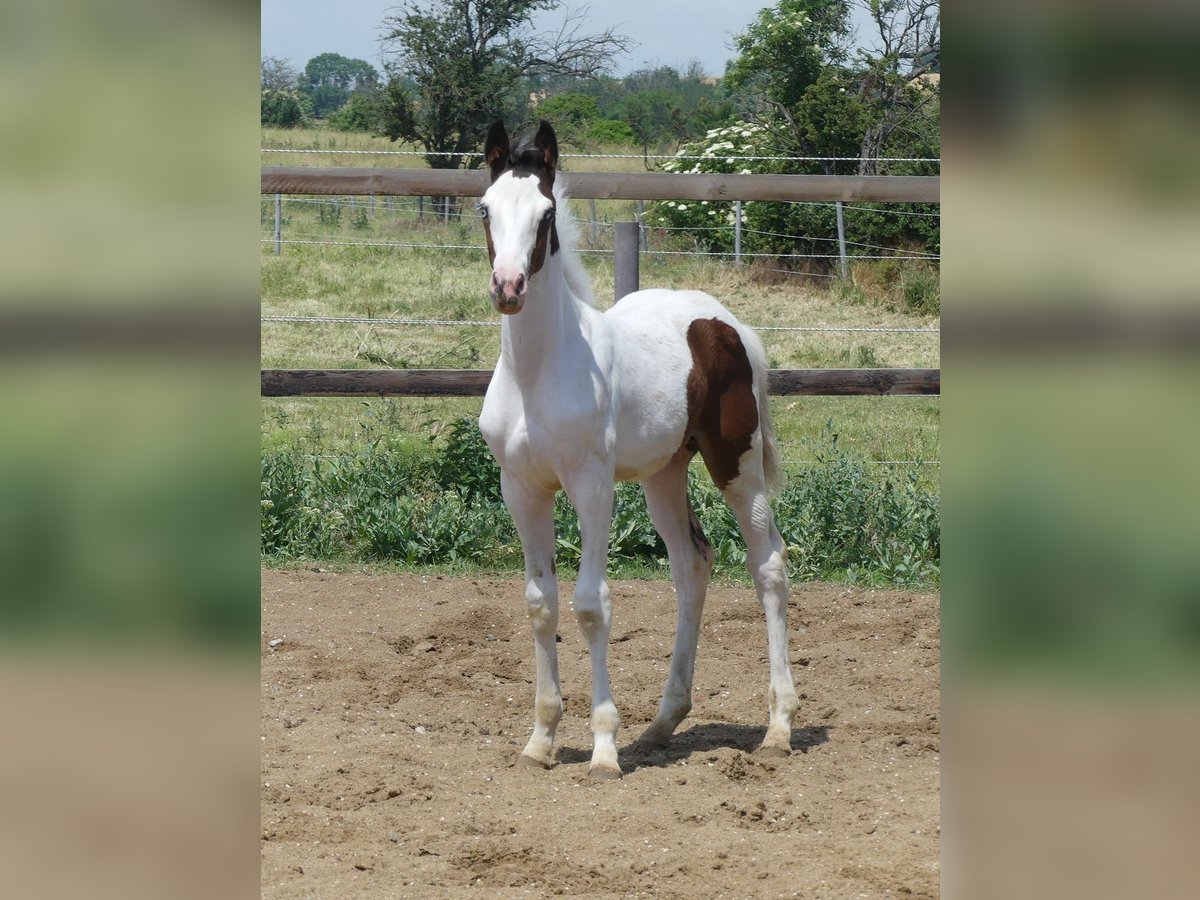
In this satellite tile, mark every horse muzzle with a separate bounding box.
[490,271,527,315]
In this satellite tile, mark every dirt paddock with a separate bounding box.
[261,569,940,898]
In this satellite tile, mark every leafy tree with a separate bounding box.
[329,92,381,132]
[586,118,635,145]
[535,92,601,146]
[621,89,686,166]
[724,0,853,116]
[261,56,298,92]
[538,92,600,128]
[646,0,939,273]
[377,1,631,169]
[260,89,308,128]
[299,53,380,118]
[851,0,940,173]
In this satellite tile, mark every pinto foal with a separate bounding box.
[477,120,799,780]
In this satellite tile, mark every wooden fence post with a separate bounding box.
[734,200,743,265]
[614,222,640,302]
[836,200,848,279]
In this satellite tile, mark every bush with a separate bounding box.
[646,122,940,285]
[262,415,939,588]
[261,89,308,128]
[329,92,380,132]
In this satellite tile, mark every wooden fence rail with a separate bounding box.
[261,368,940,398]
[261,167,939,203]
[260,168,940,400]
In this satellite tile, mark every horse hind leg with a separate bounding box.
[706,444,799,757]
[638,450,713,749]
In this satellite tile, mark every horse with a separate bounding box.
[476,120,799,780]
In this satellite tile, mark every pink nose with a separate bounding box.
[490,271,527,300]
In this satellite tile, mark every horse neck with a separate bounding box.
[499,253,591,382]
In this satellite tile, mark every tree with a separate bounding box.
[621,89,686,167]
[261,56,299,92]
[852,0,940,173]
[724,0,853,116]
[261,89,308,128]
[299,53,381,118]
[329,93,381,132]
[377,1,632,169]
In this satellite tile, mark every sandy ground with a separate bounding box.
[261,570,940,898]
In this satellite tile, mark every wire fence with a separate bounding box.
[261,313,939,334]
[261,147,940,165]
[259,235,939,262]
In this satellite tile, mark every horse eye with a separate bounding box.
[477,204,489,220]
[543,209,555,222]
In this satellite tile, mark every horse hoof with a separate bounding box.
[756,745,791,759]
[587,765,623,782]
[635,731,669,751]
[518,753,552,770]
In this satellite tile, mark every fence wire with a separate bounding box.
[261,147,940,164]
[261,314,938,334]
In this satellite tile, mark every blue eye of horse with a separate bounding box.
[477,205,489,219]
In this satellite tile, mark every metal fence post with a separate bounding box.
[835,200,848,279]
[273,193,281,256]
[614,221,640,302]
[589,199,598,246]
[734,200,743,265]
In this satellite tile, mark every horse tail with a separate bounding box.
[739,323,783,494]
[552,177,596,307]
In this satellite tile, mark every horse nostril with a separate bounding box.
[490,273,500,292]
[515,273,527,295]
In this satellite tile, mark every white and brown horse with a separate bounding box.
[477,120,799,780]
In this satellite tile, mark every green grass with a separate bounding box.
[261,127,939,585]
[263,416,938,588]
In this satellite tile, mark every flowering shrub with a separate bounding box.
[645,122,773,252]
[646,116,939,267]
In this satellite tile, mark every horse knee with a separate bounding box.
[526,587,558,632]
[573,584,611,640]
[535,695,563,727]
[750,552,788,598]
[574,605,610,640]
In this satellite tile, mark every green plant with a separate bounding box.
[317,201,343,226]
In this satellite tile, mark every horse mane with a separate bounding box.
[548,176,595,308]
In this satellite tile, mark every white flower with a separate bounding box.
[739,168,752,175]
[677,204,688,211]
[666,201,676,208]
[726,158,734,163]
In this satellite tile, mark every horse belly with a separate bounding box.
[611,362,692,482]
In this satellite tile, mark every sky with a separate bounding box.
[261,1,877,79]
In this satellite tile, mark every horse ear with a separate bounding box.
[534,120,558,170]
[484,119,510,181]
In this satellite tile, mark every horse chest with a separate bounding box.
[481,384,611,486]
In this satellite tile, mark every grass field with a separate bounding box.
[260,127,940,584]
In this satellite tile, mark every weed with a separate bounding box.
[261,414,939,588]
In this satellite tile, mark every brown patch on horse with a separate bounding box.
[683,318,759,490]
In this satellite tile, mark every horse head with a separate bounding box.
[478,120,560,315]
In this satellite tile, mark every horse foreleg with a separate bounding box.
[563,471,620,780]
[638,451,712,748]
[501,471,562,769]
